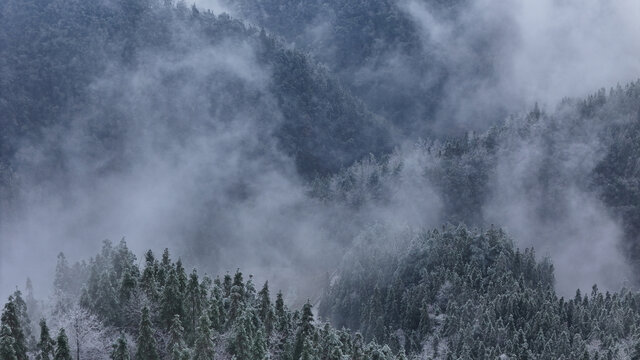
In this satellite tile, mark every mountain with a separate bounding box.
[321,225,640,359]
[0,0,392,193]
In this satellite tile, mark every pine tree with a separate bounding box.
[0,324,17,360]
[12,290,34,352]
[252,326,267,360]
[257,282,273,335]
[192,314,215,360]
[36,319,55,360]
[161,269,184,329]
[294,302,314,360]
[230,311,253,360]
[1,297,27,360]
[299,337,317,360]
[185,269,203,342]
[111,333,130,360]
[135,307,159,360]
[54,329,72,360]
[168,315,190,360]
[275,291,288,333]
[208,287,223,332]
[140,250,159,301]
[228,271,245,324]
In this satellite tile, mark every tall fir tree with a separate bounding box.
[1,297,27,360]
[192,314,215,360]
[257,282,273,335]
[36,319,55,360]
[135,307,159,360]
[53,329,72,360]
[0,323,17,360]
[294,302,315,360]
[168,315,190,360]
[161,269,184,329]
[111,333,130,360]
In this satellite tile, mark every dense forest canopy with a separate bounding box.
[2,0,640,359]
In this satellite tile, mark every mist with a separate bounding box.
[1,0,639,305]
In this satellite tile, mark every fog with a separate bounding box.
[1,0,639,302]
[401,0,640,132]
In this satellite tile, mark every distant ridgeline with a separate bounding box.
[320,225,640,359]
[3,227,640,359]
[311,82,640,273]
[0,0,391,195]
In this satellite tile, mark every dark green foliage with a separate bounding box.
[36,319,55,360]
[161,269,184,330]
[0,0,390,191]
[231,0,449,136]
[321,225,640,358]
[136,307,159,360]
[1,297,27,360]
[168,315,189,360]
[0,324,18,360]
[111,333,131,360]
[53,329,72,360]
[192,315,214,360]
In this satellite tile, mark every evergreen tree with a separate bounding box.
[168,315,190,360]
[230,311,253,360]
[294,302,315,360]
[54,329,72,360]
[252,327,267,360]
[161,269,184,329]
[0,324,17,360]
[36,319,55,360]
[12,290,34,351]
[228,271,245,324]
[192,314,215,360]
[299,337,318,360]
[1,297,27,360]
[275,291,288,333]
[257,282,273,335]
[185,269,203,342]
[111,333,130,360]
[135,307,159,360]
[140,250,159,301]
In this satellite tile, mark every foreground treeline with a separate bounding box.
[321,226,640,359]
[5,227,640,359]
[0,239,397,360]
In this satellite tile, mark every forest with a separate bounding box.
[1,0,640,359]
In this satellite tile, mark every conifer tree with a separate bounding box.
[230,311,253,360]
[275,291,288,333]
[208,287,223,331]
[1,297,27,360]
[140,250,159,301]
[0,324,17,360]
[54,329,72,360]
[185,269,203,342]
[12,290,34,351]
[111,333,130,360]
[252,327,267,360]
[135,307,159,360]
[192,314,215,360]
[168,315,190,360]
[299,337,317,360]
[161,269,184,329]
[228,271,245,324]
[258,282,273,335]
[36,319,55,360]
[294,302,315,360]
